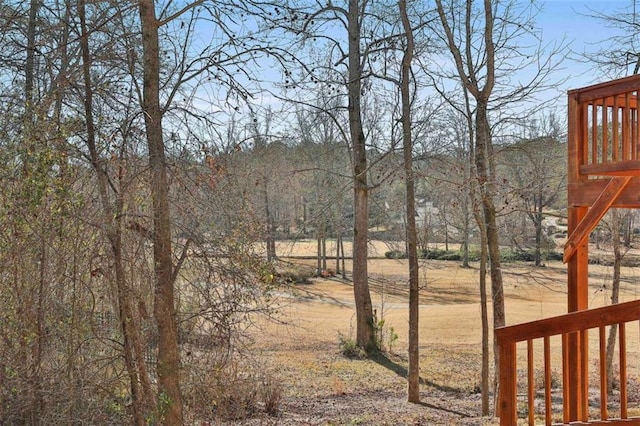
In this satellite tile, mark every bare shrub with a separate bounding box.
[261,376,283,417]
[183,354,283,423]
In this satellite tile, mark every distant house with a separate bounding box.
[415,200,440,227]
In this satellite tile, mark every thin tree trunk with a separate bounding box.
[317,236,322,275]
[399,0,419,403]
[477,217,490,415]
[475,101,505,412]
[434,4,506,396]
[534,212,543,267]
[264,183,276,261]
[336,233,341,274]
[34,238,46,421]
[606,210,622,392]
[322,234,327,271]
[24,2,41,421]
[533,194,544,266]
[341,237,347,280]
[79,2,152,423]
[138,1,183,423]
[24,0,38,122]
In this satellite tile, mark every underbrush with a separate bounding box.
[385,248,563,263]
[273,261,315,284]
[183,355,283,423]
[338,314,398,358]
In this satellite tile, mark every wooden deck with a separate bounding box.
[497,300,640,425]
[497,75,640,425]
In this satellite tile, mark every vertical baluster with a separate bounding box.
[624,92,630,160]
[599,325,608,420]
[613,95,620,161]
[632,91,640,160]
[528,339,535,426]
[620,322,628,419]
[582,102,589,169]
[580,329,589,421]
[592,100,598,165]
[603,97,609,162]
[632,95,638,159]
[562,333,569,424]
[544,336,551,426]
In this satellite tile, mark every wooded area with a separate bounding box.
[0,0,637,424]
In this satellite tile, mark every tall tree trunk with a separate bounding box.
[623,213,632,248]
[78,2,152,423]
[399,0,420,403]
[24,2,41,421]
[138,1,184,423]
[348,0,375,352]
[475,101,505,412]
[434,3,506,391]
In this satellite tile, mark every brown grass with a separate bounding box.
[244,240,640,425]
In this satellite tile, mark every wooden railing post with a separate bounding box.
[499,341,517,426]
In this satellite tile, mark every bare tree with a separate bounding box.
[78,1,153,422]
[139,0,184,422]
[264,0,384,351]
[582,2,640,77]
[500,118,565,266]
[432,0,565,411]
[398,0,420,402]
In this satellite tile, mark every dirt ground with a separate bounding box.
[240,240,640,425]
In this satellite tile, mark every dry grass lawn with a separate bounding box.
[242,240,640,425]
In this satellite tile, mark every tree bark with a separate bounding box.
[348,0,375,352]
[24,0,39,121]
[79,2,153,423]
[477,215,490,416]
[475,100,506,410]
[138,0,184,423]
[398,0,420,403]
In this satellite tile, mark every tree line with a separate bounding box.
[0,0,634,424]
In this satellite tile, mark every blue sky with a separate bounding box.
[185,1,637,126]
[509,0,635,111]
[539,0,630,84]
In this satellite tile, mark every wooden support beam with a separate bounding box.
[580,159,640,176]
[564,176,632,263]
[567,206,589,422]
[568,177,640,207]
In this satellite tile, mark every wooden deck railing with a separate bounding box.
[570,75,640,177]
[496,299,640,425]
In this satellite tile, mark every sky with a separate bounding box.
[478,0,637,117]
[186,1,638,133]
[538,1,631,87]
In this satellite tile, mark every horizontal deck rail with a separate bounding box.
[496,299,640,425]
